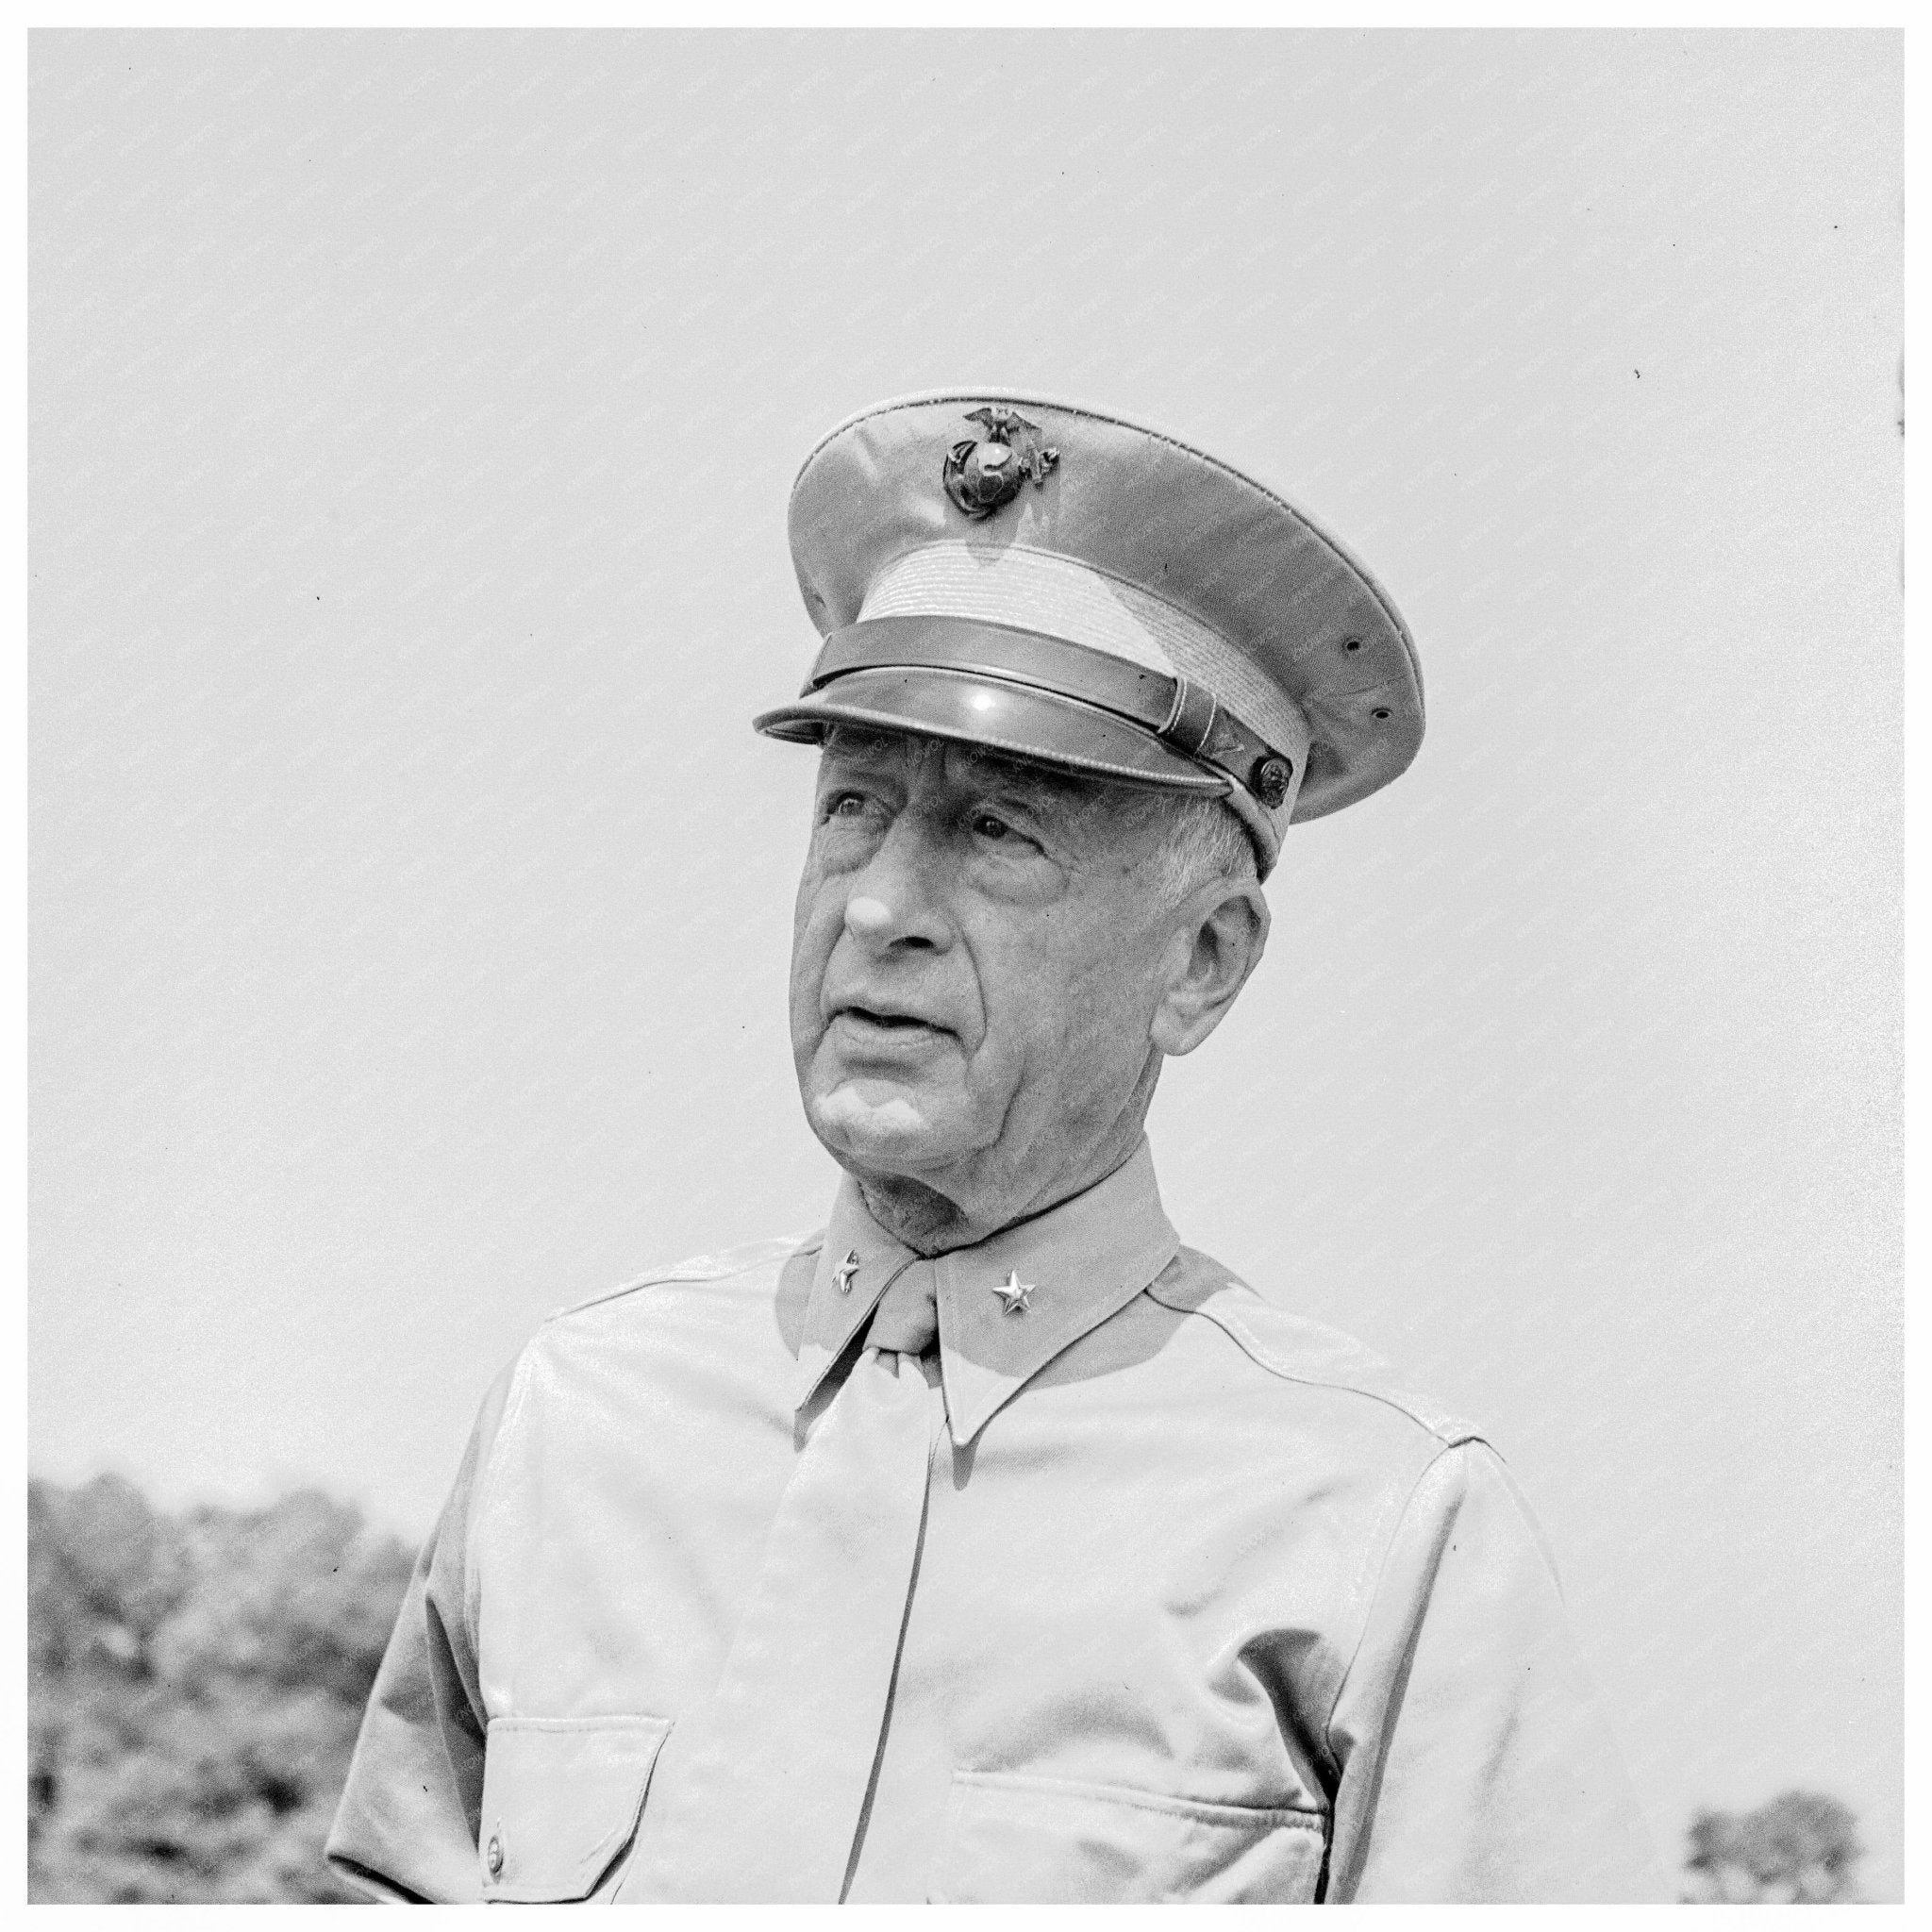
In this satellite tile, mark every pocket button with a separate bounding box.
[486,1832,505,1877]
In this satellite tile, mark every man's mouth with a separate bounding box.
[834,1004,941,1033]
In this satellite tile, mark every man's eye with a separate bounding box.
[825,792,870,819]
[973,812,1014,841]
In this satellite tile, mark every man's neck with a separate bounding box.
[852,1122,1151,1257]
[852,1174,981,1257]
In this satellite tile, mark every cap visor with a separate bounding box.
[754,665,1230,795]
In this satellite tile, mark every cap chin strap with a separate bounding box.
[808,616,1300,816]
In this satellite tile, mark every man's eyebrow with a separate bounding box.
[818,730,1115,817]
[957,747,1096,806]
[818,726,902,767]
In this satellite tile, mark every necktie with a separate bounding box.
[618,1262,943,1901]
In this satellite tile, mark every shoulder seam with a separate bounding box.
[1144,1277,1486,1450]
[546,1230,824,1323]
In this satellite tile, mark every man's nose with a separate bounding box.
[841,816,949,953]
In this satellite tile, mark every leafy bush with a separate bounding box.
[1681,1790,1863,1903]
[27,1474,415,1903]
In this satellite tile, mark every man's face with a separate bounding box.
[789,728,1211,1217]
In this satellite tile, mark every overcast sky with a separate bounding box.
[30,28,1901,1897]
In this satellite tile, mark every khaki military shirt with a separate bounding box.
[326,1142,1663,1902]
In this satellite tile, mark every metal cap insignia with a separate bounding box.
[942,406,1059,520]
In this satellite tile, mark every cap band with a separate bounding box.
[808,615,1297,809]
[858,541,1310,763]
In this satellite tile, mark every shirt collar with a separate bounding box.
[792,1138,1180,1447]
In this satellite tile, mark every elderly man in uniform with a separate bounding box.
[325,393,1663,1903]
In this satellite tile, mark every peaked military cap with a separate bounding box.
[755,390,1424,878]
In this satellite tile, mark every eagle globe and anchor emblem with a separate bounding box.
[942,406,1059,520]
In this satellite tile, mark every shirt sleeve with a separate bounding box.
[1322,1437,1668,1903]
[325,1360,519,1903]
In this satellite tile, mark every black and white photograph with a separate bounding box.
[27,25,1903,1906]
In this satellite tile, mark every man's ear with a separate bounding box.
[1149,880,1270,1058]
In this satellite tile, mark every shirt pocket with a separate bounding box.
[930,1769,1326,1904]
[478,1714,674,1902]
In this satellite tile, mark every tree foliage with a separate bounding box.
[28,1474,415,1903]
[1681,1789,1864,1903]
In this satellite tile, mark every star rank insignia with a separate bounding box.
[832,1249,860,1295]
[992,1270,1035,1316]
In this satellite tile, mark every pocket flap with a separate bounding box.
[479,1715,674,1902]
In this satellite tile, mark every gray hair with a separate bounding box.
[1141,792,1258,903]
